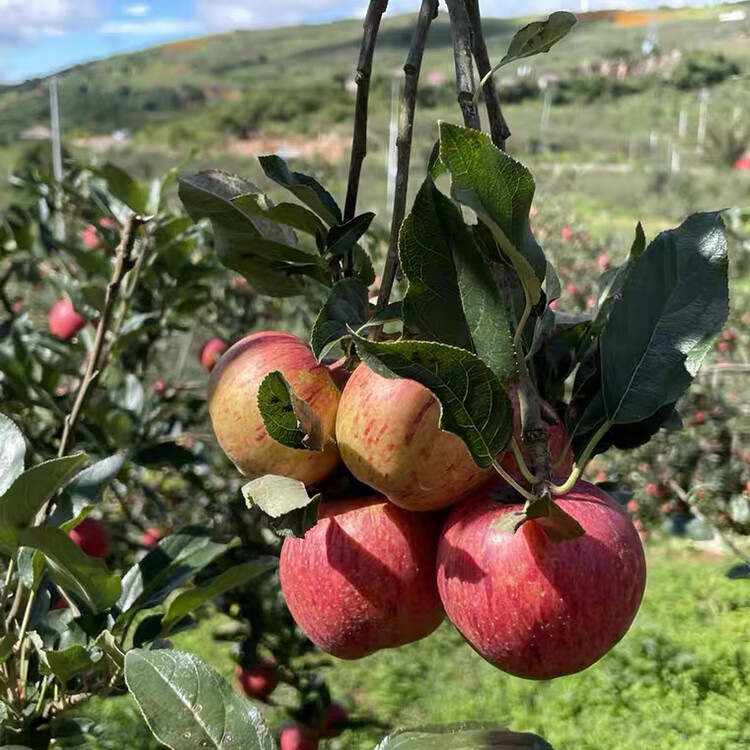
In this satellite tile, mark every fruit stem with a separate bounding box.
[375,0,438,320]
[509,437,539,484]
[491,459,534,501]
[551,419,612,495]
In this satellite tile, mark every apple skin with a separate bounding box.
[199,338,228,372]
[69,517,111,559]
[319,702,348,738]
[499,387,573,478]
[280,726,318,750]
[208,331,340,486]
[279,495,444,659]
[335,364,492,511]
[235,658,278,700]
[48,299,87,340]
[141,527,162,549]
[322,356,351,390]
[437,480,646,680]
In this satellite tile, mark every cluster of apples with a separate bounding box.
[208,331,646,681]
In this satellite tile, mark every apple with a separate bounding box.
[280,725,318,750]
[69,517,111,559]
[498,387,573,479]
[319,702,348,738]
[199,338,227,372]
[208,331,340,486]
[81,217,116,250]
[335,364,492,511]
[279,495,444,659]
[141,527,162,549]
[561,227,574,242]
[322,356,351,390]
[235,658,278,700]
[48,299,87,340]
[437,480,646,680]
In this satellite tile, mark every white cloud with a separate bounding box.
[0,0,103,42]
[124,3,151,16]
[196,0,364,30]
[99,18,202,35]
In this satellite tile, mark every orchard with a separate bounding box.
[0,2,748,749]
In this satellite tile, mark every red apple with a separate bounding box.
[199,338,228,372]
[81,217,116,250]
[319,702,348,738]
[69,517,111,559]
[208,331,340,486]
[437,480,646,680]
[561,227,574,242]
[322,356,351,390]
[280,725,318,750]
[48,299,87,340]
[141,527,162,549]
[335,364,492,511]
[498,387,573,479]
[279,495,444,659]
[235,658,278,701]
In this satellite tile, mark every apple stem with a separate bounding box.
[509,437,539,484]
[551,419,613,496]
[375,0,438,321]
[491,459,534,502]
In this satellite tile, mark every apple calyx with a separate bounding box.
[492,493,585,542]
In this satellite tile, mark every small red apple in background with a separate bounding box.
[319,702,348,738]
[280,725,318,750]
[81,217,116,250]
[644,483,663,499]
[49,299,87,340]
[335,364,492,511]
[597,253,610,272]
[279,495,444,659]
[322,356,351,390]
[626,499,639,513]
[153,379,168,395]
[566,282,578,295]
[69,517,111,559]
[235,658,278,701]
[208,331,340,486]
[498,387,573,479]
[199,338,227,372]
[437,480,645,680]
[561,226,574,242]
[141,527,162,549]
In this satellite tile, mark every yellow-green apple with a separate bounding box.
[437,480,646,679]
[335,364,492,511]
[279,495,444,658]
[208,331,340,485]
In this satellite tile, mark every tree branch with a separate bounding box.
[376,0,438,314]
[445,0,481,130]
[343,0,389,226]
[465,0,511,149]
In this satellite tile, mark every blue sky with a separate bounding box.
[0,0,737,83]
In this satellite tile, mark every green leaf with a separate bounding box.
[257,371,328,451]
[116,527,236,616]
[730,496,750,525]
[93,629,125,671]
[18,526,120,612]
[375,721,553,750]
[101,162,149,214]
[601,212,729,424]
[258,155,341,225]
[125,649,275,750]
[0,454,87,551]
[493,496,584,542]
[491,12,577,72]
[438,123,545,302]
[54,453,126,522]
[232,193,327,238]
[161,560,274,631]
[0,633,17,663]
[310,277,370,360]
[0,414,25,496]
[326,213,375,257]
[133,442,195,468]
[242,475,320,538]
[352,335,512,468]
[38,644,96,683]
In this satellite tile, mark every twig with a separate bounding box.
[464,0,511,149]
[698,363,750,375]
[375,0,438,314]
[343,0,389,228]
[445,0,481,130]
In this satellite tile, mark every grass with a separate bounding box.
[80,546,750,749]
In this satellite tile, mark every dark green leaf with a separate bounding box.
[257,371,328,451]
[133,442,195,468]
[125,649,275,750]
[55,453,126,521]
[0,414,25,496]
[601,212,729,424]
[161,560,275,630]
[375,721,553,750]
[493,12,577,71]
[310,277,370,360]
[352,335,512,468]
[232,193,327,237]
[0,633,17,663]
[93,629,125,670]
[326,213,375,257]
[258,155,341,225]
[101,163,149,214]
[726,563,750,580]
[38,644,96,683]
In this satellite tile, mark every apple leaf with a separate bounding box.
[310,278,370,361]
[125,649,275,750]
[493,497,584,542]
[101,162,149,214]
[257,371,328,451]
[375,721,553,749]
[352,335,512,468]
[0,414,25,497]
[242,475,321,538]
[38,644,98,683]
[258,154,341,226]
[327,212,375,257]
[232,192,327,238]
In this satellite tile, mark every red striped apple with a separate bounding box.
[280,495,444,659]
[437,480,646,679]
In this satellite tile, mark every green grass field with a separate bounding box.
[80,546,750,749]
